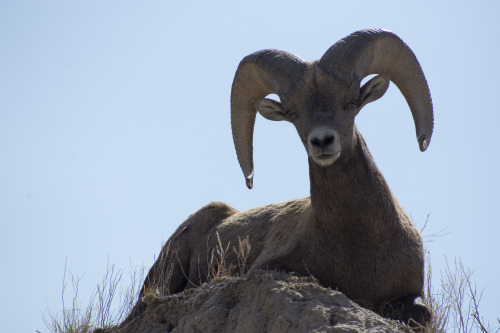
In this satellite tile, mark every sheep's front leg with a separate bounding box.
[386,295,431,327]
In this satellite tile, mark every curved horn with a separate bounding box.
[319,29,433,151]
[231,50,306,188]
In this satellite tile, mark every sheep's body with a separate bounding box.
[125,127,425,324]
[124,29,433,326]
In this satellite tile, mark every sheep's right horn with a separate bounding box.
[231,50,306,189]
[319,29,434,152]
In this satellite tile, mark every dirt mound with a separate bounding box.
[115,270,405,333]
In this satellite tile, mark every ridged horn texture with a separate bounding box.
[231,50,306,189]
[319,29,434,152]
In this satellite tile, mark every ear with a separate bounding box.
[359,75,390,109]
[255,98,289,122]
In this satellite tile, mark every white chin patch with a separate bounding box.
[312,151,341,167]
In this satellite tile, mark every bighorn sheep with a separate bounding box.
[125,29,433,326]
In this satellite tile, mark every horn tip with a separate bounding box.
[245,170,254,189]
[418,134,429,152]
[245,175,253,189]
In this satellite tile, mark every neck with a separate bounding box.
[309,129,400,234]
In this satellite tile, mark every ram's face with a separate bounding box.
[255,65,389,167]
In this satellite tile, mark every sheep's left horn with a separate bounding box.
[319,29,433,152]
[231,50,306,188]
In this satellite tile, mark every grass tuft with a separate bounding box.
[421,255,499,333]
[207,232,251,282]
[39,258,145,333]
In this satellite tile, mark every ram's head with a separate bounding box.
[231,29,433,188]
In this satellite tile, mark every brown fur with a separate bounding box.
[124,131,425,325]
[123,44,430,326]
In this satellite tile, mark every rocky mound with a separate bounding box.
[114,270,406,333]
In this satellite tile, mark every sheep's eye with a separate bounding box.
[285,109,298,121]
[344,102,357,112]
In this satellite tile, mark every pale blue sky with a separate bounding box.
[1,1,498,331]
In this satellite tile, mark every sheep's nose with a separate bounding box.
[307,128,341,166]
[309,131,335,150]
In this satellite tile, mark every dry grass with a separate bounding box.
[39,233,252,332]
[140,232,252,301]
[417,217,498,333]
[233,235,251,277]
[420,255,499,333]
[38,259,145,333]
[208,232,236,281]
[41,232,498,333]
[146,241,175,297]
[207,232,251,282]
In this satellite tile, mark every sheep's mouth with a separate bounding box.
[312,151,341,167]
